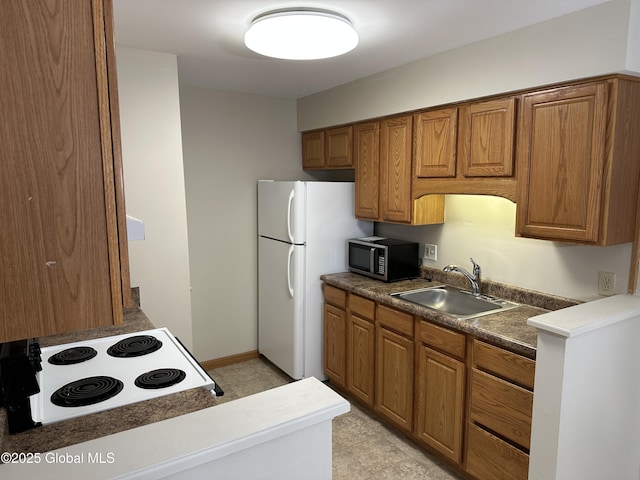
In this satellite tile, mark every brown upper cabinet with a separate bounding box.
[354,122,380,220]
[303,73,640,242]
[354,116,445,225]
[413,107,458,178]
[302,126,353,169]
[458,97,516,177]
[0,0,130,342]
[516,77,640,245]
[412,96,517,201]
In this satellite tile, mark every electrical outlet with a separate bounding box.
[424,243,437,261]
[598,271,616,296]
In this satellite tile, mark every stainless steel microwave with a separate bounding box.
[347,237,419,282]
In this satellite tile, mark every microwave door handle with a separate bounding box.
[370,247,376,273]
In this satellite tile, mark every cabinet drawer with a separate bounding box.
[324,285,347,309]
[377,305,413,337]
[418,320,465,359]
[470,369,533,449]
[466,422,529,480]
[473,340,535,390]
[349,293,375,320]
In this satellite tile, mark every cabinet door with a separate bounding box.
[0,0,125,342]
[458,97,516,177]
[414,108,458,178]
[415,345,465,464]
[326,126,353,168]
[516,82,608,242]
[347,314,375,406]
[302,130,325,169]
[380,115,414,223]
[354,122,380,220]
[376,326,414,432]
[324,303,347,387]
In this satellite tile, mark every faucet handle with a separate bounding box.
[470,258,480,275]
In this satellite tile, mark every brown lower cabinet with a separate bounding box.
[323,284,536,480]
[466,340,535,480]
[346,294,376,406]
[415,321,466,464]
[376,323,414,432]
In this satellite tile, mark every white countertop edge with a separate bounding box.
[0,377,350,479]
[527,294,640,338]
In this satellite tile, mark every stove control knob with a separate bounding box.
[28,341,42,372]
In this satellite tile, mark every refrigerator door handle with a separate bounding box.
[287,244,295,298]
[286,189,295,243]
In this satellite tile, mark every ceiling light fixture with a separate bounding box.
[244,8,359,60]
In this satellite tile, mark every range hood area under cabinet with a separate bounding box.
[302,74,640,247]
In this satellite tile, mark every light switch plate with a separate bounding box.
[424,243,437,261]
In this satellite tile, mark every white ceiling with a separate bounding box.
[112,0,610,99]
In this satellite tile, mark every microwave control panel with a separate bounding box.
[376,253,385,275]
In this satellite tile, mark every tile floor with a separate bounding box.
[208,357,463,480]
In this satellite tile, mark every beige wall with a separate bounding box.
[297,0,631,130]
[117,1,640,361]
[179,88,322,362]
[377,197,632,301]
[116,47,194,348]
[297,0,639,301]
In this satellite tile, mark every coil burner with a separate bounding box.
[50,376,124,407]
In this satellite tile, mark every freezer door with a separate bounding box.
[258,180,305,244]
[258,236,305,379]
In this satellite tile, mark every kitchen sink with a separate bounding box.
[390,285,519,320]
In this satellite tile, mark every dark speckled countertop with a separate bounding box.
[321,269,581,360]
[0,298,217,455]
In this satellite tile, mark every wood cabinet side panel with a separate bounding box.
[602,78,640,246]
[0,0,115,341]
[103,0,130,309]
[92,0,124,323]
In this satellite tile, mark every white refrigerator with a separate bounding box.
[257,180,373,380]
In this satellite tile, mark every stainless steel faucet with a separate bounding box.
[443,258,481,296]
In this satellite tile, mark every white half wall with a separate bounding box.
[527,295,640,480]
[116,47,194,348]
